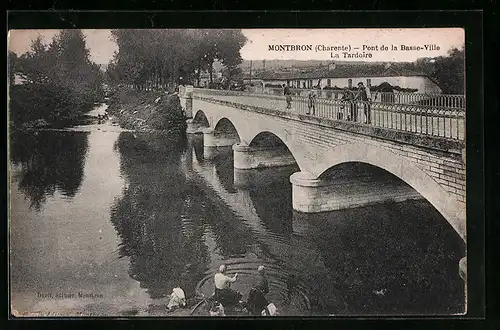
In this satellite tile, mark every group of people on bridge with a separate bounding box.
[283,82,372,124]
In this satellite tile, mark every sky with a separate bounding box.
[8,28,464,64]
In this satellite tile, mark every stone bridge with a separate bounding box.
[179,86,466,242]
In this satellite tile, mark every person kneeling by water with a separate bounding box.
[247,265,270,315]
[214,265,243,307]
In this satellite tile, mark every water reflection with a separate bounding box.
[9,131,89,210]
[110,132,208,300]
[246,166,297,239]
[293,201,466,315]
[195,141,465,315]
[10,128,466,316]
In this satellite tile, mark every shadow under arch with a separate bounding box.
[249,131,298,161]
[310,142,466,241]
[193,110,210,127]
[213,117,241,140]
[245,128,307,171]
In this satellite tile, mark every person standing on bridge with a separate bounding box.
[307,90,317,115]
[283,84,292,109]
[341,87,356,121]
[355,82,372,124]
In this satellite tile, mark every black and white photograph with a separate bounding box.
[8,27,467,317]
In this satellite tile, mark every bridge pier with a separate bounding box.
[202,146,233,160]
[203,128,240,148]
[186,119,206,134]
[290,171,424,213]
[233,165,298,189]
[233,142,297,170]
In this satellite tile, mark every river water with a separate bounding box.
[9,122,466,317]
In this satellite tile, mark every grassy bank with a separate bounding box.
[106,87,187,136]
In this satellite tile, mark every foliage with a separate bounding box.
[384,46,465,94]
[10,131,89,210]
[107,29,247,90]
[10,30,104,126]
[8,51,18,86]
[106,87,187,135]
[431,47,465,94]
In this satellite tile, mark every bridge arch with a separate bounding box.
[213,117,241,141]
[309,142,466,240]
[249,131,290,148]
[193,110,210,127]
[245,128,309,171]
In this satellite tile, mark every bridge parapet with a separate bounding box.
[193,88,465,141]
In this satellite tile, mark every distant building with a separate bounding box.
[197,71,224,87]
[198,72,211,87]
[243,63,442,94]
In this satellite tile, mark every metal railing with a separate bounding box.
[264,87,465,108]
[192,88,465,141]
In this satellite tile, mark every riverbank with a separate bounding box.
[9,84,106,132]
[9,115,105,135]
[106,87,187,136]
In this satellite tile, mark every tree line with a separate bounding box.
[106,29,247,91]
[9,30,104,126]
[364,46,465,94]
[412,46,465,95]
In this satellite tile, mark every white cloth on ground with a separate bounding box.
[262,303,277,316]
[167,287,186,309]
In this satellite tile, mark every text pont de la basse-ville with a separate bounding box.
[268,44,441,52]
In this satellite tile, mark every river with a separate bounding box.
[9,120,466,317]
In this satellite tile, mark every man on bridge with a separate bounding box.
[355,82,372,124]
[283,84,292,109]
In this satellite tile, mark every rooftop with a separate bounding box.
[243,65,429,81]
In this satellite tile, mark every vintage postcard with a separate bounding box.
[8,28,466,317]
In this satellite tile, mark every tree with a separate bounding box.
[108,29,248,89]
[432,46,465,94]
[11,30,104,125]
[217,30,247,83]
[8,51,18,86]
[15,36,53,85]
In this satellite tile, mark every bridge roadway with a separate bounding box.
[192,91,465,141]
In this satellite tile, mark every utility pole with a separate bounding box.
[263,59,266,71]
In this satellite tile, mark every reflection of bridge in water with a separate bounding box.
[179,134,465,315]
[181,137,320,314]
[183,137,325,270]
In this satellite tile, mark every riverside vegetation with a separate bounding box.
[9,30,105,130]
[106,87,187,137]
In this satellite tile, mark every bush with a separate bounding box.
[107,87,187,136]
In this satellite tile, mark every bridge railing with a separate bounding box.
[192,88,465,141]
[264,87,465,108]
